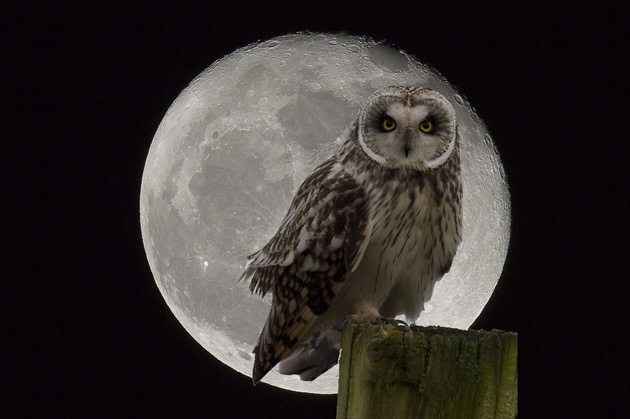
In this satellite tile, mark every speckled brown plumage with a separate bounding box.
[241,86,462,384]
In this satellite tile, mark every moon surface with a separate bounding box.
[140,33,510,394]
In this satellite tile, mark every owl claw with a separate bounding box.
[371,317,408,327]
[342,315,408,328]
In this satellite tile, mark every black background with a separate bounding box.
[4,1,628,417]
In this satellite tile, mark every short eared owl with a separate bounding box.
[241,86,462,384]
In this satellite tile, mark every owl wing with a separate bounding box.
[240,157,372,384]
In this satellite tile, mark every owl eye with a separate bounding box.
[419,120,433,133]
[382,118,397,131]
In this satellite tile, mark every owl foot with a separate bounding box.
[342,315,408,328]
[371,317,408,327]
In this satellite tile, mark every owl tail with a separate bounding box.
[278,326,342,381]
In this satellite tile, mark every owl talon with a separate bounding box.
[371,317,408,327]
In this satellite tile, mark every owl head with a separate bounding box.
[356,86,458,171]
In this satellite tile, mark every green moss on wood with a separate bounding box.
[337,321,518,419]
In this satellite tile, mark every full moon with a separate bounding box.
[140,33,510,394]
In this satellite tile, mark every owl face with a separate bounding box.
[357,86,458,171]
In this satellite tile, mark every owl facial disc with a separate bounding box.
[357,86,457,171]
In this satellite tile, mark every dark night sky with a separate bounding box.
[3,1,628,417]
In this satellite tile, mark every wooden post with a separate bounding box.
[336,321,517,419]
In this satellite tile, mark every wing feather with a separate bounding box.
[241,158,372,383]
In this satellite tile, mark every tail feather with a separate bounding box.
[278,326,342,381]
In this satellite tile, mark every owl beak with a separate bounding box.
[402,130,413,157]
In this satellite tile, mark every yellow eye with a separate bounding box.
[382,118,397,131]
[419,120,433,133]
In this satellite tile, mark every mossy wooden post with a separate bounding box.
[336,321,517,419]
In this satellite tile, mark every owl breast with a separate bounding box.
[331,141,462,324]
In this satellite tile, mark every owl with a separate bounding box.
[241,86,462,385]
